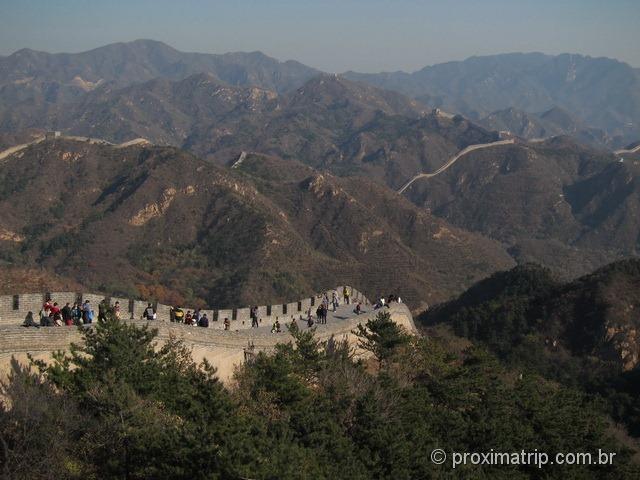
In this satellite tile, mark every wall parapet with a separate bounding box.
[0,302,413,382]
[0,286,370,328]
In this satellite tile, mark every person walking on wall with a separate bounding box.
[98,299,107,322]
[144,303,155,321]
[250,306,259,328]
[343,286,350,305]
[332,291,339,312]
[82,300,91,324]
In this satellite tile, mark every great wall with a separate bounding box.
[0,287,416,382]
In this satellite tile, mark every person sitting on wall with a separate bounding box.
[39,306,51,326]
[22,311,40,328]
[185,311,193,325]
[271,318,281,333]
[199,313,209,328]
[173,306,184,324]
[223,317,231,331]
[374,297,385,310]
[61,302,73,326]
[144,303,155,321]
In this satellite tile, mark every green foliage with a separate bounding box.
[353,310,411,366]
[0,316,637,479]
[420,260,640,440]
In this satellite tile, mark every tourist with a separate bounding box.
[98,299,108,321]
[39,307,50,327]
[173,306,184,323]
[250,306,259,328]
[374,297,385,310]
[194,309,201,325]
[271,318,281,333]
[199,314,209,328]
[185,311,193,325]
[22,311,39,328]
[82,300,91,324]
[223,317,231,331]
[50,302,62,326]
[61,302,73,326]
[43,298,53,312]
[343,286,350,304]
[71,302,82,325]
[332,291,339,311]
[114,301,121,319]
[290,316,297,329]
[144,303,155,321]
[306,309,314,328]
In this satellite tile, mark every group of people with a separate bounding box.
[20,287,373,332]
[168,306,212,328]
[373,294,402,310]
[22,298,123,328]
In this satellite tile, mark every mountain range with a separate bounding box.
[0,139,513,309]
[1,40,639,308]
[345,52,640,147]
[1,40,639,148]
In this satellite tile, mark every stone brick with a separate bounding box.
[235,308,251,329]
[50,292,77,309]
[156,303,172,322]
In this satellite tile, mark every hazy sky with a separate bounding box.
[1,0,638,72]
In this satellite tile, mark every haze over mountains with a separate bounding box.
[345,52,640,147]
[1,40,639,148]
[1,39,639,307]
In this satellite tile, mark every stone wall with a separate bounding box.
[0,286,369,328]
[0,302,413,383]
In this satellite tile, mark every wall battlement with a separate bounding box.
[0,287,414,382]
[0,286,368,327]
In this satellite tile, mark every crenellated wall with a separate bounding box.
[0,302,415,382]
[0,286,370,329]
